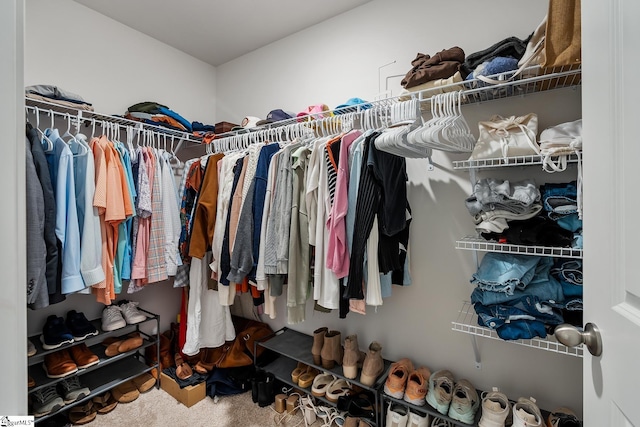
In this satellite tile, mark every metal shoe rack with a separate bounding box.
[255,327,392,426]
[28,308,160,423]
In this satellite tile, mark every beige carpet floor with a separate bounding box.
[89,387,329,427]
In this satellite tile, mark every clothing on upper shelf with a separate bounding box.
[25,121,183,308]
[126,101,193,133]
[458,35,532,79]
[25,85,94,111]
[401,47,465,89]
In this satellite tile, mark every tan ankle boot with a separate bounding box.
[320,330,343,369]
[312,327,328,364]
[342,334,361,379]
[360,341,384,386]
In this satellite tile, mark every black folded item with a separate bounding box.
[481,215,574,247]
[128,101,169,114]
[459,34,532,79]
[192,121,217,132]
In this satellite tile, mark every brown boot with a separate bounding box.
[342,334,361,379]
[320,330,343,369]
[311,327,328,365]
[359,341,384,386]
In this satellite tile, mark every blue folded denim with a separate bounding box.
[556,213,582,232]
[477,315,548,340]
[551,259,583,298]
[565,298,583,311]
[471,253,548,295]
[572,232,583,249]
[471,269,564,306]
[474,294,564,329]
[541,181,578,217]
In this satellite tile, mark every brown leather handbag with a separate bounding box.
[197,321,274,371]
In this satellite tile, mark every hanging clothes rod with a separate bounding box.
[24,97,203,152]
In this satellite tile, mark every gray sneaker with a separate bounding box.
[32,385,64,418]
[58,376,90,404]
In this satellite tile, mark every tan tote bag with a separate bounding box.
[542,0,581,68]
[470,114,540,160]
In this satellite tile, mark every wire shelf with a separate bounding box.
[25,97,204,145]
[452,152,582,170]
[456,236,583,259]
[452,301,583,358]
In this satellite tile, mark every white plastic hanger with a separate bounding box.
[34,107,55,152]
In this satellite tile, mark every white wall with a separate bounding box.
[25,0,216,124]
[219,0,584,416]
[24,0,217,336]
[0,0,27,415]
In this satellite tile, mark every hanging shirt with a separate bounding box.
[70,134,105,288]
[44,128,84,294]
[146,148,168,284]
[130,147,152,285]
[160,150,182,277]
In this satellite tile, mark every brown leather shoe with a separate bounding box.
[118,334,143,353]
[69,343,99,369]
[43,348,78,378]
[132,372,156,393]
[112,380,140,403]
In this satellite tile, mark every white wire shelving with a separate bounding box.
[456,236,583,259]
[24,96,204,148]
[452,301,584,358]
[452,152,582,170]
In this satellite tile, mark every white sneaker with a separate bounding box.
[407,411,430,427]
[447,379,479,424]
[101,305,126,331]
[425,369,455,415]
[478,387,511,427]
[512,397,543,427]
[386,404,408,427]
[118,300,147,324]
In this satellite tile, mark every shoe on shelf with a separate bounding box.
[31,385,65,418]
[92,391,118,414]
[41,315,74,350]
[547,407,581,427]
[447,379,479,424]
[404,366,431,406]
[384,358,414,399]
[101,305,126,332]
[66,310,99,341]
[132,372,156,393]
[28,339,37,357]
[312,373,336,397]
[386,403,409,427]
[312,327,328,365]
[347,393,376,420]
[512,397,543,427]
[320,330,343,369]
[298,366,320,389]
[58,375,90,404]
[68,400,98,425]
[112,380,140,403]
[343,334,365,379]
[326,378,353,403]
[43,348,78,379]
[117,300,147,324]
[425,369,455,415]
[479,387,511,427]
[69,343,99,369]
[407,411,430,427]
[28,376,35,388]
[291,361,307,384]
[103,333,143,357]
[359,341,384,387]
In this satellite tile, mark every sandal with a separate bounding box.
[175,353,193,380]
[311,373,336,397]
[291,361,307,384]
[68,401,97,425]
[298,367,320,389]
[326,378,353,403]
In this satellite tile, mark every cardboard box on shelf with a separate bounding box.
[160,372,206,407]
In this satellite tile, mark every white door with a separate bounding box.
[583,0,640,425]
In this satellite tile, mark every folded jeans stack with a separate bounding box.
[541,181,583,248]
[471,253,566,340]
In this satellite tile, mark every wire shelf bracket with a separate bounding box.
[452,302,584,358]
